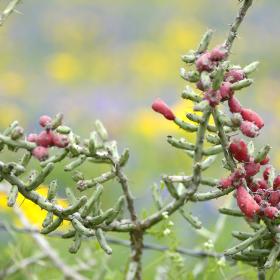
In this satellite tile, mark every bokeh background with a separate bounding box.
[0,0,280,279]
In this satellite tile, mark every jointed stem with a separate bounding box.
[115,163,143,280]
[192,107,212,191]
[224,0,254,53]
[212,108,236,171]
[0,0,22,26]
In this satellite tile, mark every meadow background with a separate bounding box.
[0,0,280,279]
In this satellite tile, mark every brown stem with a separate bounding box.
[115,164,143,280]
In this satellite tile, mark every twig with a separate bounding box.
[115,166,137,222]
[0,0,22,26]
[0,253,47,279]
[192,107,212,191]
[224,0,254,52]
[114,161,143,280]
[140,192,189,230]
[212,108,236,171]
[12,204,88,280]
[0,223,222,259]
[106,237,223,259]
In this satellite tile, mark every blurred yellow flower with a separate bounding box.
[46,53,82,83]
[161,20,202,52]
[0,105,26,128]
[129,44,171,82]
[0,186,69,229]
[128,20,202,85]
[0,72,26,96]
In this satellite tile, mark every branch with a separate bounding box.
[212,108,236,171]
[141,192,189,230]
[0,0,22,26]
[0,222,222,259]
[107,237,222,259]
[115,164,137,222]
[224,0,254,52]
[0,253,47,279]
[12,204,88,280]
[192,107,212,192]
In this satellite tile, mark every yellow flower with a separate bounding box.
[0,105,26,128]
[0,185,69,229]
[128,20,202,85]
[129,43,171,82]
[46,53,82,83]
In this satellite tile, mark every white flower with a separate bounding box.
[204,239,214,250]
[168,221,174,227]
[217,256,226,267]
[162,211,169,219]
[163,228,171,236]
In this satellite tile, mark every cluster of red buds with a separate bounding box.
[27,115,69,161]
[219,138,280,220]
[151,31,277,223]
[194,44,264,138]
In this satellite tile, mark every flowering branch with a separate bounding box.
[2,0,278,279]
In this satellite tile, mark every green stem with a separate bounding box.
[192,107,212,192]
[212,108,236,171]
[224,0,254,53]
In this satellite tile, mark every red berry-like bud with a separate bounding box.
[39,115,52,128]
[241,108,264,129]
[218,175,233,189]
[263,165,272,181]
[152,98,176,121]
[248,179,268,192]
[253,194,262,204]
[257,179,269,190]
[229,138,249,162]
[236,185,260,218]
[195,52,214,72]
[204,88,222,107]
[36,131,54,147]
[228,96,242,113]
[27,133,38,143]
[240,121,260,138]
[259,156,270,165]
[269,191,280,206]
[52,133,69,148]
[224,69,245,83]
[256,188,265,197]
[219,82,233,100]
[232,167,246,182]
[209,46,227,61]
[273,175,280,190]
[264,206,278,219]
[32,146,49,161]
[244,161,261,177]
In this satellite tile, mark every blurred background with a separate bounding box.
[0,0,280,279]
